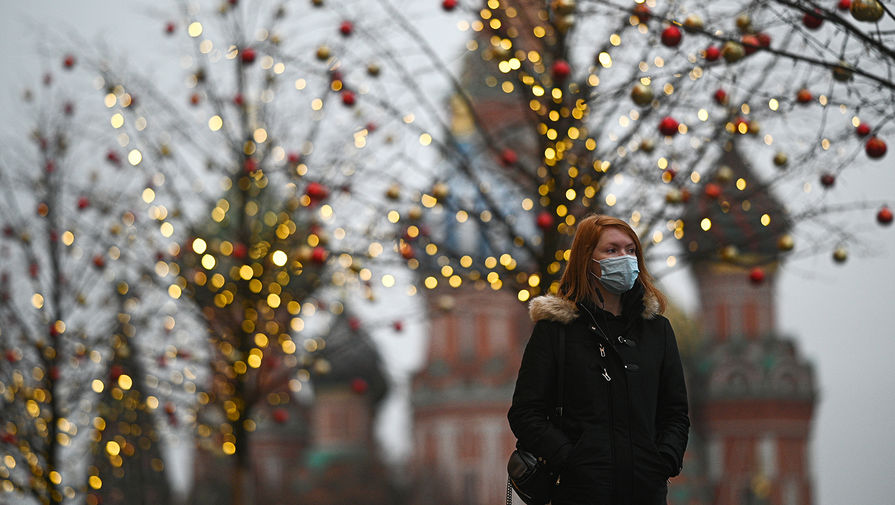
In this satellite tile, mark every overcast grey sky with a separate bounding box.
[1,2,894,504]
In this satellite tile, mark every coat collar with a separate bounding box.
[528,292,660,323]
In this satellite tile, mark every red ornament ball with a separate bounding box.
[77,197,89,210]
[240,47,256,64]
[400,242,415,260]
[741,34,761,55]
[876,205,892,226]
[500,148,518,166]
[803,10,824,29]
[713,89,728,105]
[311,246,328,264]
[658,116,679,136]
[233,93,244,106]
[551,60,571,81]
[856,122,871,137]
[342,90,356,106]
[756,32,772,48]
[351,377,369,394]
[190,92,201,106]
[93,255,106,269]
[63,54,76,69]
[536,211,554,230]
[287,152,301,164]
[305,181,329,201]
[796,88,813,103]
[392,320,404,332]
[339,20,354,36]
[233,242,248,259]
[748,267,766,285]
[820,173,836,188]
[704,45,721,61]
[244,158,258,173]
[704,183,722,199]
[865,136,887,159]
[442,0,458,11]
[632,4,652,23]
[272,408,289,424]
[877,205,893,225]
[661,26,682,47]
[838,0,851,10]
[165,22,176,34]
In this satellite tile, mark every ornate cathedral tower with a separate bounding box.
[409,2,539,502]
[683,144,818,505]
[411,284,529,505]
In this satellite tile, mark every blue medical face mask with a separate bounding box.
[591,255,639,294]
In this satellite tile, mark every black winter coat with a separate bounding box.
[508,287,689,505]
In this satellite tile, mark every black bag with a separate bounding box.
[507,446,557,505]
[506,327,566,505]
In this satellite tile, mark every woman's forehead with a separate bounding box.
[597,228,634,245]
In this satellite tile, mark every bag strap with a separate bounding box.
[554,324,566,420]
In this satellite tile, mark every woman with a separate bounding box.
[508,215,689,505]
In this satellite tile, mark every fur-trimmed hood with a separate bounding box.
[528,292,660,323]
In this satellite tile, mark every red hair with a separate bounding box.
[557,214,666,314]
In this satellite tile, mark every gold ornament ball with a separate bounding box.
[716,165,734,183]
[777,234,794,251]
[665,189,683,204]
[735,13,752,33]
[408,206,423,220]
[554,14,575,34]
[630,82,654,106]
[385,184,401,200]
[683,13,704,32]
[432,182,450,200]
[316,46,331,61]
[437,295,456,311]
[832,247,848,263]
[832,60,854,82]
[773,152,788,167]
[297,246,313,262]
[640,138,656,153]
[367,63,381,77]
[720,245,738,261]
[851,0,885,22]
[551,0,576,15]
[721,41,745,63]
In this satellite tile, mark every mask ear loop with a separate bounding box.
[589,259,607,309]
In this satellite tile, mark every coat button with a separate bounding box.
[624,363,640,371]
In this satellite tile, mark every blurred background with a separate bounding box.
[1,1,893,505]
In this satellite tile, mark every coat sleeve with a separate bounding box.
[655,318,690,477]
[507,320,574,471]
